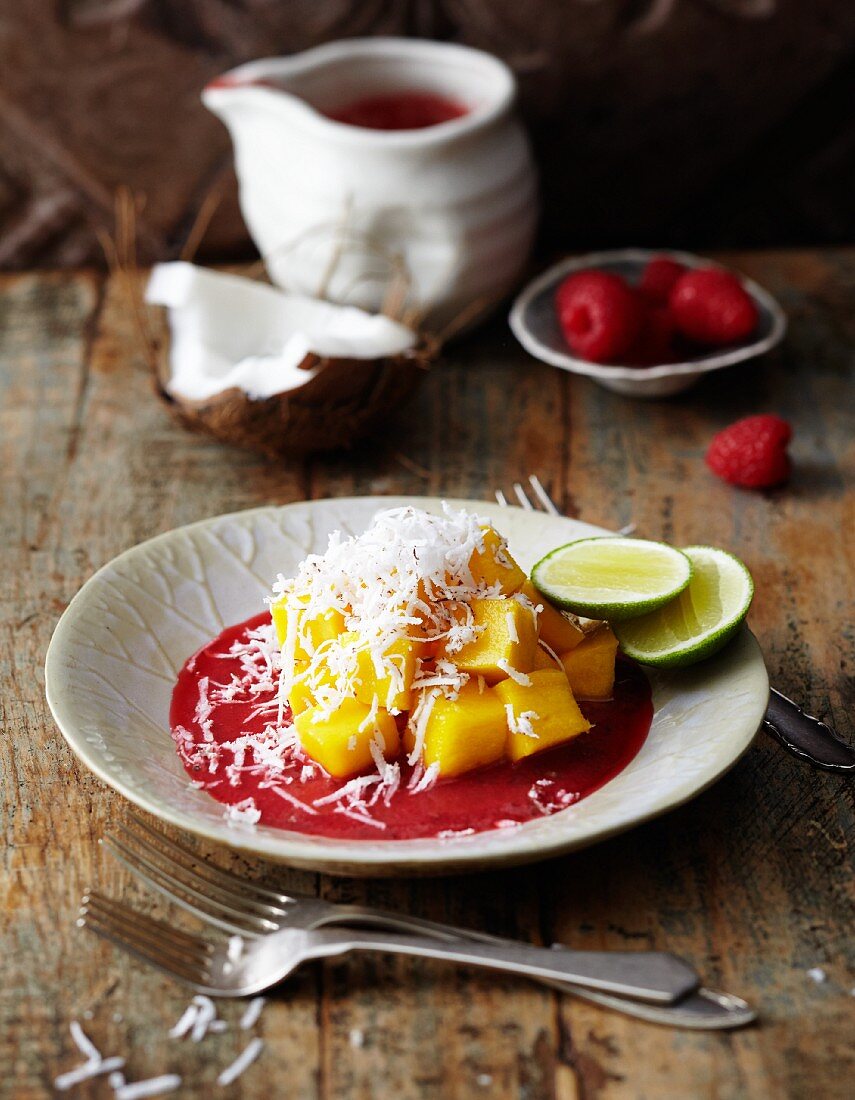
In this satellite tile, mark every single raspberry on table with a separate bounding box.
[705,415,792,489]
[670,268,759,345]
[639,256,686,305]
[555,270,643,363]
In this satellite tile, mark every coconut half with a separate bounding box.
[145,263,427,455]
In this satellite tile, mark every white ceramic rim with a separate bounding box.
[45,498,769,875]
[508,248,788,382]
[203,38,516,148]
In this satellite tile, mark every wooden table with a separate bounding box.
[2,250,853,1099]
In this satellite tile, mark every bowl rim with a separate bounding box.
[509,248,788,382]
[44,496,769,876]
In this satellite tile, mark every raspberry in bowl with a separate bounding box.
[509,249,786,397]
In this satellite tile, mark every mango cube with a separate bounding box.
[354,636,420,712]
[495,669,591,762]
[405,682,507,777]
[447,597,537,684]
[560,626,619,701]
[295,697,399,779]
[288,659,348,716]
[532,645,560,671]
[520,581,585,654]
[272,595,345,659]
[469,527,526,595]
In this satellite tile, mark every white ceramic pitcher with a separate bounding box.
[202,38,538,331]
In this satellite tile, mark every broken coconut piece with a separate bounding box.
[144,263,426,455]
[146,262,418,401]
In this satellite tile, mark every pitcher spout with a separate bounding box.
[202,66,314,134]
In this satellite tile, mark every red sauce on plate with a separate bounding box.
[323,92,468,130]
[170,613,653,841]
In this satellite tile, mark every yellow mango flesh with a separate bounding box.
[469,527,526,594]
[532,645,560,671]
[272,596,346,660]
[496,669,591,762]
[288,658,350,716]
[520,581,585,654]
[448,597,537,684]
[353,636,420,712]
[560,626,619,700]
[295,697,399,779]
[406,682,507,777]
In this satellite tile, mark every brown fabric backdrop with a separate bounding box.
[0,0,853,269]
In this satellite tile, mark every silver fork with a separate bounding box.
[497,475,854,772]
[102,816,756,1028]
[78,889,698,1003]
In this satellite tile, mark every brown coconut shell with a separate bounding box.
[152,344,434,457]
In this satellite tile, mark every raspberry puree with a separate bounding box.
[170,613,653,841]
[324,92,468,130]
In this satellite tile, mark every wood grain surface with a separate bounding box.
[1,250,853,1098]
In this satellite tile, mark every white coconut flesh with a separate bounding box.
[145,262,418,403]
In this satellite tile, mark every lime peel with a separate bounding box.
[614,545,754,668]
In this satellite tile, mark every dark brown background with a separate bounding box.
[1,0,854,271]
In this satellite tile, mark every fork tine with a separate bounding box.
[103,833,278,938]
[513,482,534,510]
[528,475,560,516]
[115,820,287,918]
[78,892,212,986]
[495,489,509,507]
[126,813,294,907]
[81,891,213,964]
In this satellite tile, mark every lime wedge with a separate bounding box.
[531,537,692,621]
[614,546,754,667]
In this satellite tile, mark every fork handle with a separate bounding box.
[301,927,699,1004]
[764,688,855,772]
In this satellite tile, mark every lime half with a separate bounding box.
[614,546,754,668]
[531,537,692,621]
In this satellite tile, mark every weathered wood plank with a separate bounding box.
[1,251,852,1099]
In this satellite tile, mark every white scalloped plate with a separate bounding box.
[45,498,769,877]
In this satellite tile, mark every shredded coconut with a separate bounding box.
[114,1074,182,1099]
[239,997,266,1031]
[505,705,539,739]
[226,797,262,828]
[217,1037,264,1086]
[55,1056,125,1092]
[496,659,531,686]
[54,1022,126,1092]
[169,995,225,1043]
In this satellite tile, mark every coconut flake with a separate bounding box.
[239,997,266,1031]
[225,798,261,828]
[114,1074,182,1099]
[217,1037,264,1086]
[505,705,539,739]
[496,659,532,686]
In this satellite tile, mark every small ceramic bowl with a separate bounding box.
[509,248,787,397]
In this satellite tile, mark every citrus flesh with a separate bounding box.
[531,537,692,620]
[614,545,754,668]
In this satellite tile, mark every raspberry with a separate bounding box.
[630,305,678,365]
[670,268,758,345]
[639,256,686,305]
[705,415,792,489]
[555,271,643,363]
